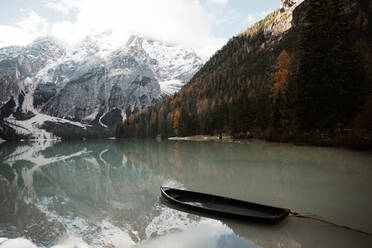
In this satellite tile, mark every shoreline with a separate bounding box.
[167,134,371,151]
[168,135,233,142]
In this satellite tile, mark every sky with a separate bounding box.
[0,0,279,56]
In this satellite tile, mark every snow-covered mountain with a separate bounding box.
[0,32,204,140]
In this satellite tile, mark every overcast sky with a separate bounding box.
[0,0,279,56]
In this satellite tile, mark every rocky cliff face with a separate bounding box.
[0,33,203,139]
[269,0,304,34]
[116,0,371,148]
[0,37,65,114]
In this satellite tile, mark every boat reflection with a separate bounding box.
[115,139,372,248]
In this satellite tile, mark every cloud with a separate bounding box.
[44,0,82,15]
[18,9,48,35]
[207,0,229,5]
[47,0,226,57]
[0,9,48,47]
[0,0,228,57]
[44,2,71,15]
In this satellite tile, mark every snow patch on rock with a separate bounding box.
[159,79,184,95]
[6,113,89,140]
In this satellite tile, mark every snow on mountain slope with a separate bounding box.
[0,33,205,140]
[34,33,204,126]
[6,113,88,140]
[158,79,185,95]
[142,38,203,95]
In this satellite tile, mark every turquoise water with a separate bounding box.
[0,139,371,247]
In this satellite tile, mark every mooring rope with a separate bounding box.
[290,211,372,236]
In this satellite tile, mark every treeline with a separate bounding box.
[116,0,371,148]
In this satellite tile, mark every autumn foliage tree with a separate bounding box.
[116,0,371,148]
[270,50,291,100]
[115,10,288,139]
[173,110,181,136]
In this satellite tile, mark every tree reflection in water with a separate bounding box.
[0,139,371,247]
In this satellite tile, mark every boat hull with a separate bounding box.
[161,186,290,224]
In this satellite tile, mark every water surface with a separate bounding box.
[0,139,371,247]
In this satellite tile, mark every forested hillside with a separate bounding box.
[116,0,371,149]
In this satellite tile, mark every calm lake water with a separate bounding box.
[0,139,371,248]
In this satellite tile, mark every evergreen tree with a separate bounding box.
[296,0,367,131]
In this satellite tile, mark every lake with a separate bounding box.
[0,139,371,247]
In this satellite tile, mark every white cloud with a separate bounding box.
[48,0,226,57]
[207,0,229,5]
[0,9,48,47]
[0,0,228,57]
[18,9,48,35]
[44,0,83,15]
[45,2,71,15]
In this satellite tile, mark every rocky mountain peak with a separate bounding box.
[125,35,144,50]
[269,0,304,35]
[281,0,295,9]
[0,33,204,139]
[280,0,304,10]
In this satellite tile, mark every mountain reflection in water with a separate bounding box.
[0,139,371,247]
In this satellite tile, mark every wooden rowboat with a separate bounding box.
[161,186,290,224]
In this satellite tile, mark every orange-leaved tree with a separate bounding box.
[173,110,181,136]
[270,50,291,99]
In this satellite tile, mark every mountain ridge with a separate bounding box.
[116,0,371,149]
[0,33,204,140]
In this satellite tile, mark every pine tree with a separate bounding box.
[295,0,367,131]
